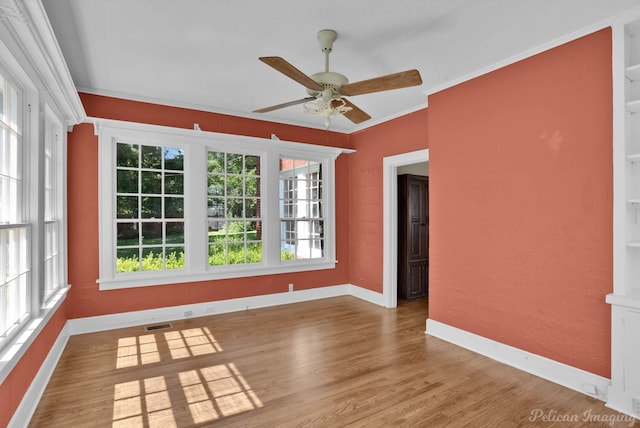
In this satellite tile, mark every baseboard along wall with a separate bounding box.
[9,286,614,426]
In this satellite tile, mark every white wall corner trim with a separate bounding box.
[425,319,611,402]
[8,323,70,428]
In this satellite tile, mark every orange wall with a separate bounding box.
[428,29,613,377]
[68,94,352,318]
[0,301,68,428]
[348,110,429,291]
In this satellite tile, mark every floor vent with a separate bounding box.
[144,323,173,332]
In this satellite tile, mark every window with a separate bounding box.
[115,142,185,273]
[0,73,68,353]
[0,0,81,375]
[0,72,29,345]
[207,151,262,266]
[97,120,352,290]
[44,111,65,301]
[279,159,324,260]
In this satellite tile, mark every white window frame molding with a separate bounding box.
[0,0,84,382]
[94,118,354,290]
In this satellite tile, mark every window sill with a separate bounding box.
[0,285,70,384]
[98,260,337,290]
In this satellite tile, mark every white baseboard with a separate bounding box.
[18,283,385,426]
[9,283,379,426]
[348,284,386,306]
[67,284,384,335]
[8,323,70,428]
[425,319,611,401]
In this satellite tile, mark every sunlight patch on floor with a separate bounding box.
[165,327,222,359]
[112,376,177,428]
[179,363,263,423]
[115,327,221,368]
[116,334,160,368]
[112,328,260,426]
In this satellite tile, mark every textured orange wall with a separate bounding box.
[348,110,429,292]
[68,94,352,318]
[428,29,613,377]
[0,301,67,428]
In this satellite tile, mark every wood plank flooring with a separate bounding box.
[29,296,637,427]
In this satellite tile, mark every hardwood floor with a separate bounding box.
[30,296,637,427]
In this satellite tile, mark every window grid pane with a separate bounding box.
[43,115,65,301]
[44,221,59,299]
[0,227,29,341]
[279,159,324,260]
[115,143,185,273]
[0,74,29,348]
[0,76,22,225]
[207,151,262,267]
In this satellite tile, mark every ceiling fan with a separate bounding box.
[254,29,423,128]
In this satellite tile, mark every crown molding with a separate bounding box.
[0,0,85,128]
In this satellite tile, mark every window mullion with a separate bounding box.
[27,92,43,316]
[262,151,280,266]
[186,143,208,272]
[321,159,336,263]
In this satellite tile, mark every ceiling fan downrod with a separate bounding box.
[317,29,337,72]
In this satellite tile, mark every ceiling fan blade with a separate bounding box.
[340,69,423,97]
[334,98,371,124]
[253,97,316,113]
[259,57,324,92]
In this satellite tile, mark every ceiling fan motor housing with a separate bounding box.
[308,71,349,97]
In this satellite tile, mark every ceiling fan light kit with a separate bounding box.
[255,29,422,129]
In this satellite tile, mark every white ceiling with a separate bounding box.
[43,0,640,133]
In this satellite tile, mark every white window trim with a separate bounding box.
[94,118,354,290]
[0,0,83,376]
[43,106,66,303]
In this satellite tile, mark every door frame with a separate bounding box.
[382,149,429,308]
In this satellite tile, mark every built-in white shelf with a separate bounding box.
[606,292,640,310]
[609,15,640,418]
[628,153,640,162]
[627,63,640,80]
[626,99,640,113]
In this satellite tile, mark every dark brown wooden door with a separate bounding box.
[408,179,428,261]
[398,174,429,300]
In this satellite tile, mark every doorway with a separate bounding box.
[382,149,429,308]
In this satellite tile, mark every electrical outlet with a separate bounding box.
[288,283,294,292]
